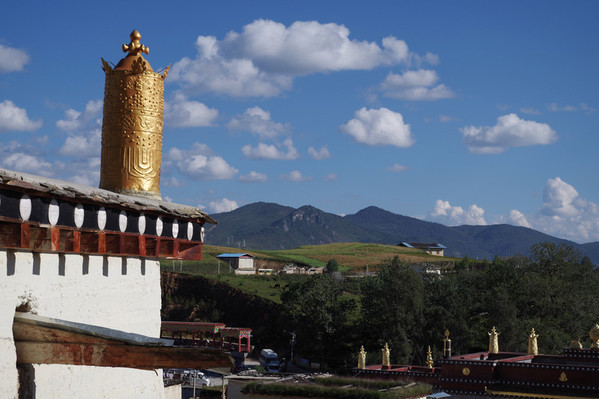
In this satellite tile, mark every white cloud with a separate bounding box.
[227,106,288,139]
[166,143,213,161]
[380,70,454,101]
[579,103,596,114]
[323,173,337,181]
[1,152,54,177]
[0,134,100,185]
[170,19,428,97]
[164,143,238,180]
[208,198,239,213]
[540,177,584,218]
[307,146,330,160]
[59,130,101,157]
[428,199,487,226]
[242,138,299,160]
[164,93,218,127]
[529,177,599,242]
[440,115,459,123]
[238,171,268,183]
[508,210,532,228]
[340,107,414,148]
[461,113,557,154]
[56,100,102,131]
[547,102,577,112]
[63,158,101,186]
[0,43,29,73]
[56,100,103,158]
[547,102,596,114]
[281,170,312,182]
[162,177,186,188]
[520,107,540,115]
[387,163,408,172]
[0,100,42,132]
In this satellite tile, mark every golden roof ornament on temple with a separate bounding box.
[443,329,452,358]
[528,328,539,355]
[123,30,149,55]
[99,30,170,200]
[426,345,434,369]
[590,324,599,349]
[381,343,390,368]
[488,326,500,354]
[358,346,367,370]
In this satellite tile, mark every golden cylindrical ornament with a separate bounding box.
[99,30,168,200]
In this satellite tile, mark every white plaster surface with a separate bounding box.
[0,250,165,399]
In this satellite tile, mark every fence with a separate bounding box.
[160,260,235,275]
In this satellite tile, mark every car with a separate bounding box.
[259,349,280,373]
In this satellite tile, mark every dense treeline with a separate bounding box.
[280,243,599,371]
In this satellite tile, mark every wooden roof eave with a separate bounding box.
[13,312,233,370]
[0,168,217,225]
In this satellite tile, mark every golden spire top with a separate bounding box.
[488,326,500,354]
[358,345,367,370]
[426,346,434,369]
[122,30,149,55]
[382,343,390,367]
[528,328,539,355]
[590,324,599,348]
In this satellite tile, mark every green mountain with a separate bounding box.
[208,204,382,250]
[204,202,599,264]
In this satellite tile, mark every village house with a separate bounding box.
[398,242,447,256]
[217,253,256,275]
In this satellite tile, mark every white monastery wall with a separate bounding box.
[0,250,164,399]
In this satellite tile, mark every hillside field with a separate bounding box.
[160,243,457,304]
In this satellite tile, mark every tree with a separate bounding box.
[325,258,339,274]
[360,256,425,364]
[280,275,356,368]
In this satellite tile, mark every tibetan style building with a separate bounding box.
[354,327,599,398]
[0,30,230,399]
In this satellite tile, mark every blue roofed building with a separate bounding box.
[217,253,256,275]
[398,242,447,257]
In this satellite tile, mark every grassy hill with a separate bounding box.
[201,242,453,269]
[252,242,454,270]
[162,243,455,303]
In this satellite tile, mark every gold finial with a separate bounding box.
[358,346,367,369]
[443,329,452,358]
[426,346,434,369]
[100,30,164,199]
[382,343,390,368]
[590,324,599,348]
[528,328,539,355]
[122,30,149,55]
[488,327,500,354]
[570,339,583,349]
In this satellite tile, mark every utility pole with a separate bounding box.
[289,332,296,367]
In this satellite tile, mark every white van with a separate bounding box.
[259,349,280,372]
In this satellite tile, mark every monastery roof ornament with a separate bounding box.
[443,329,452,359]
[358,346,367,370]
[528,328,539,355]
[381,343,390,368]
[488,326,500,354]
[426,345,434,369]
[590,324,599,349]
[99,30,169,200]
[123,30,149,55]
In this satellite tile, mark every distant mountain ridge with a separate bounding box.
[205,202,599,264]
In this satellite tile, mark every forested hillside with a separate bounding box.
[162,242,599,371]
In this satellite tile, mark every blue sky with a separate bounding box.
[1,1,598,243]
